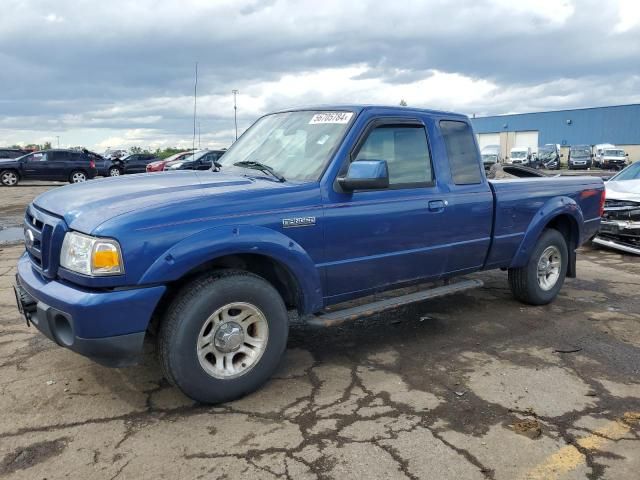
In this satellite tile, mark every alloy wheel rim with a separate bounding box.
[72,172,86,183]
[537,246,561,291]
[196,302,269,379]
[110,168,120,176]
[2,172,17,185]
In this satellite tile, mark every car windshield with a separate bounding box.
[218,110,354,182]
[604,149,624,157]
[610,161,640,181]
[511,151,527,158]
[571,148,590,157]
[538,149,554,158]
[482,154,498,162]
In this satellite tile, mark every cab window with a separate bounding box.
[354,124,432,187]
[440,120,483,185]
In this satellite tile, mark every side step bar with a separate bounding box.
[303,279,483,328]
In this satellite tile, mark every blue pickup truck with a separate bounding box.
[14,105,604,403]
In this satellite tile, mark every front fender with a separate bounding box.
[510,196,583,269]
[140,224,323,313]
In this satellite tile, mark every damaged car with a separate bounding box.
[593,161,640,255]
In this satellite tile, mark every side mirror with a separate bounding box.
[338,160,389,191]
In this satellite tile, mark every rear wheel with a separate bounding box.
[69,170,87,183]
[0,170,19,186]
[508,229,568,305]
[108,166,122,177]
[158,270,289,404]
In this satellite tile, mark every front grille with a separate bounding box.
[24,206,65,278]
[603,200,640,222]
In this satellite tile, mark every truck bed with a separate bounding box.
[485,176,604,269]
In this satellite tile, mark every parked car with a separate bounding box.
[592,161,640,254]
[0,148,28,160]
[480,144,501,171]
[537,144,562,170]
[567,145,592,170]
[164,150,226,171]
[507,146,539,168]
[593,144,628,170]
[13,105,603,403]
[0,149,97,186]
[111,153,159,175]
[146,151,194,172]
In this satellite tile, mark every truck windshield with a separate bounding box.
[604,150,624,157]
[538,148,554,159]
[570,148,590,157]
[511,151,527,158]
[482,154,498,162]
[219,110,354,182]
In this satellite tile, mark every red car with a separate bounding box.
[146,151,193,172]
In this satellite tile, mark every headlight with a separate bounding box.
[60,231,124,276]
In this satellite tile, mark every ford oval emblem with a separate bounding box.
[24,229,35,248]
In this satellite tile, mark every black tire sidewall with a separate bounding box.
[525,229,568,304]
[165,274,288,403]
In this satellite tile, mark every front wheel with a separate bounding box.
[0,170,19,186]
[158,271,289,404]
[108,167,122,177]
[508,229,568,305]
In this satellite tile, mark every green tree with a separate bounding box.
[399,99,408,106]
[130,146,143,154]
[42,141,52,149]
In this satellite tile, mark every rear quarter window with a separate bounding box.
[439,120,483,185]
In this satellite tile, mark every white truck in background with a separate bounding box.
[593,144,628,170]
[508,146,535,167]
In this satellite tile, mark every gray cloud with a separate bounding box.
[1,0,639,148]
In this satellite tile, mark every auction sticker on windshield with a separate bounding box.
[309,112,353,124]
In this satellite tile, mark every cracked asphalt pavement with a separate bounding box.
[1,183,639,479]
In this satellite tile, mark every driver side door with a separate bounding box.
[321,118,449,303]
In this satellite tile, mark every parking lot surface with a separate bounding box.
[0,183,638,479]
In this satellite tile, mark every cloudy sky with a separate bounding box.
[1,0,639,150]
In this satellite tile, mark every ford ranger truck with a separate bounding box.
[13,106,604,403]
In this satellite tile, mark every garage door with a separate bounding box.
[477,133,500,150]
[514,131,539,149]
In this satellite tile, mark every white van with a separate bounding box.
[593,144,628,170]
[508,147,533,166]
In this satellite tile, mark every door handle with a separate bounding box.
[428,200,446,212]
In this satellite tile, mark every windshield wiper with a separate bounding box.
[233,161,286,182]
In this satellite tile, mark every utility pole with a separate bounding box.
[198,121,201,149]
[232,89,239,141]
[56,136,60,147]
[193,62,198,152]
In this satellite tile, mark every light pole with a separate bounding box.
[232,89,239,141]
[56,136,60,147]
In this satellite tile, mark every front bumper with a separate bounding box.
[593,219,640,255]
[15,253,166,367]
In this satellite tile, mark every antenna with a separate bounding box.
[193,62,198,152]
[198,121,201,149]
[232,89,239,141]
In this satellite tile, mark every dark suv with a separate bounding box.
[111,153,159,175]
[0,149,97,186]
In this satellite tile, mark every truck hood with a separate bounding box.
[32,171,273,232]
[606,179,640,202]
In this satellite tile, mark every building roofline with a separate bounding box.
[473,103,640,120]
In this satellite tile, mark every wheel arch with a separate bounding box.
[510,196,583,277]
[142,225,323,334]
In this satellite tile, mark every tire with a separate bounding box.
[69,170,87,183]
[0,169,19,186]
[158,270,289,404]
[108,166,122,177]
[508,229,568,306]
